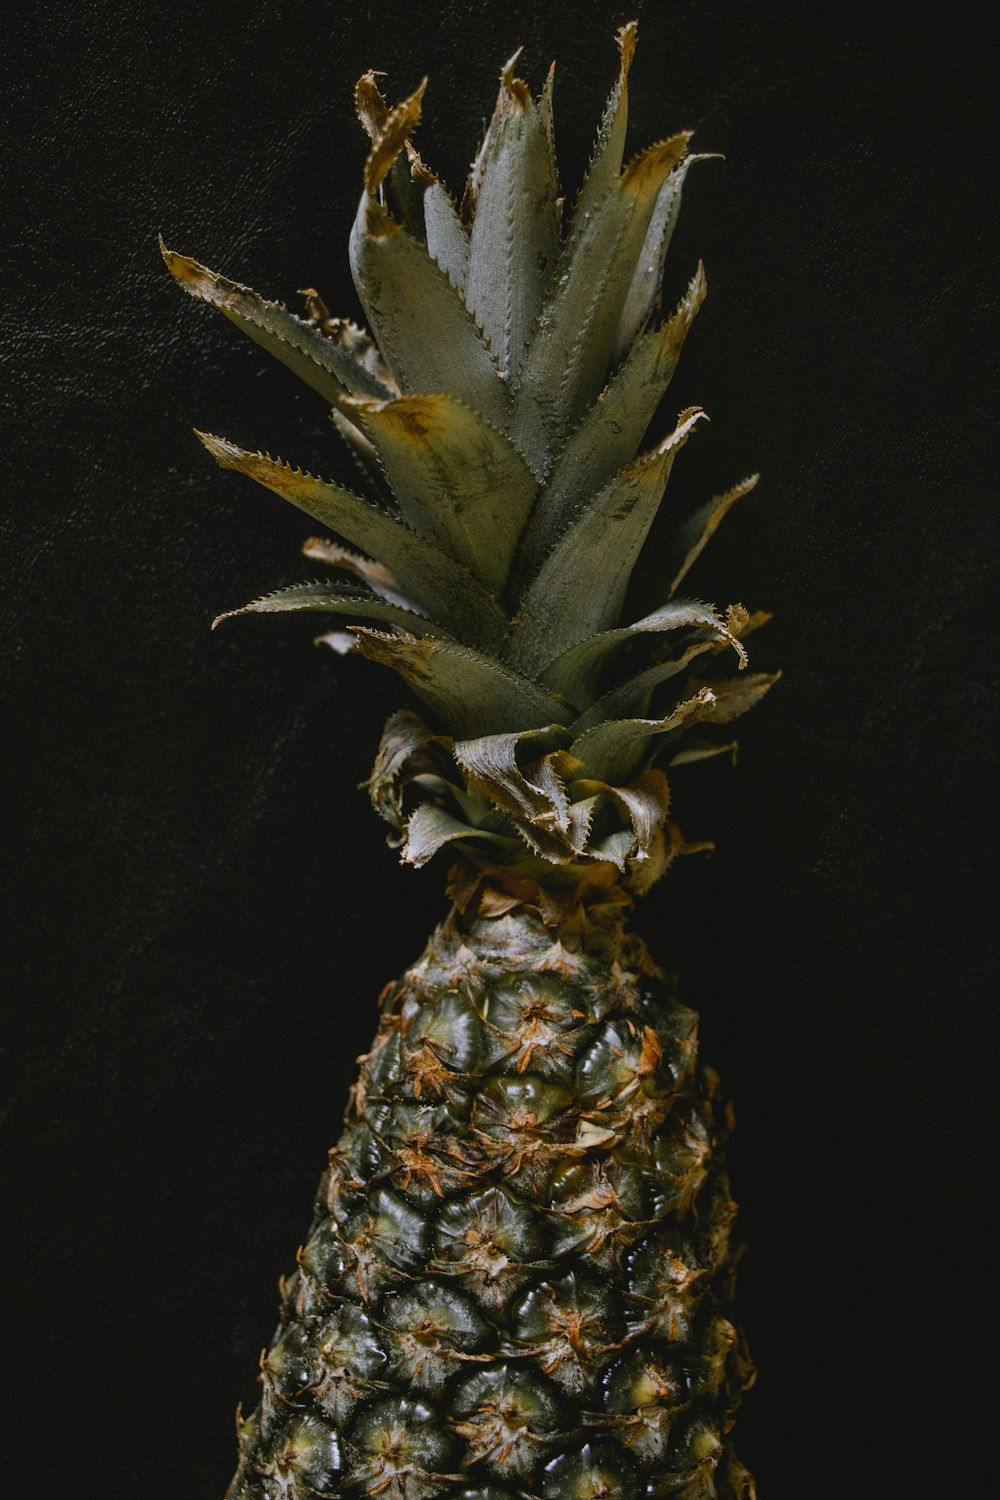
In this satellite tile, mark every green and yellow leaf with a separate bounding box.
[353,630,572,738]
[345,393,537,595]
[160,241,392,405]
[195,433,508,649]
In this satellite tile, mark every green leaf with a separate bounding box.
[346,392,537,596]
[352,630,571,739]
[348,85,509,431]
[574,596,777,728]
[511,130,691,473]
[536,61,559,203]
[613,154,714,360]
[668,738,739,768]
[454,727,574,828]
[329,408,392,503]
[571,21,637,229]
[211,580,438,635]
[366,708,456,834]
[422,177,470,293]
[351,199,510,430]
[571,686,716,783]
[464,58,561,384]
[299,536,408,605]
[514,264,706,577]
[567,768,671,865]
[542,596,746,705]
[506,408,705,678]
[401,803,517,867]
[460,48,511,221]
[571,673,780,782]
[195,432,508,649]
[570,638,718,729]
[684,669,780,724]
[160,241,393,405]
[454,728,596,863]
[665,474,760,595]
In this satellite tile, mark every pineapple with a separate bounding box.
[165,23,775,1499]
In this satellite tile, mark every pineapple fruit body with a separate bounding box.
[229,891,754,1500]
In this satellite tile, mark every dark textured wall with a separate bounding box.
[3,1,996,1494]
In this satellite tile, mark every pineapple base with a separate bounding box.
[226,890,756,1499]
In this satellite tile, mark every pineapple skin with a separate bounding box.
[226,888,756,1499]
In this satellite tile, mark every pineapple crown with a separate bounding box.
[164,23,777,891]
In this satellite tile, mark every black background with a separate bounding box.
[3,0,997,1495]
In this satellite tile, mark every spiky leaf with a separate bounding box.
[401,803,517,866]
[349,84,509,430]
[421,176,470,292]
[346,393,537,596]
[507,409,705,676]
[515,264,706,574]
[542,597,746,705]
[212,580,439,635]
[454,728,576,831]
[511,131,691,472]
[195,433,508,648]
[613,154,709,359]
[464,58,561,383]
[160,242,392,405]
[353,631,571,738]
[572,21,637,228]
[571,638,719,730]
[665,474,760,596]
[572,673,779,782]
[299,537,410,606]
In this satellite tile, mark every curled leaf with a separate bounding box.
[401,804,517,867]
[362,79,426,197]
[367,709,455,834]
[454,727,575,831]
[572,673,780,782]
[542,595,746,707]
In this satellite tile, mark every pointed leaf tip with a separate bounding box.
[666,472,761,597]
[464,51,561,384]
[499,47,525,87]
[194,429,241,467]
[164,249,392,403]
[355,69,389,140]
[616,19,638,67]
[364,78,426,196]
[571,19,640,230]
